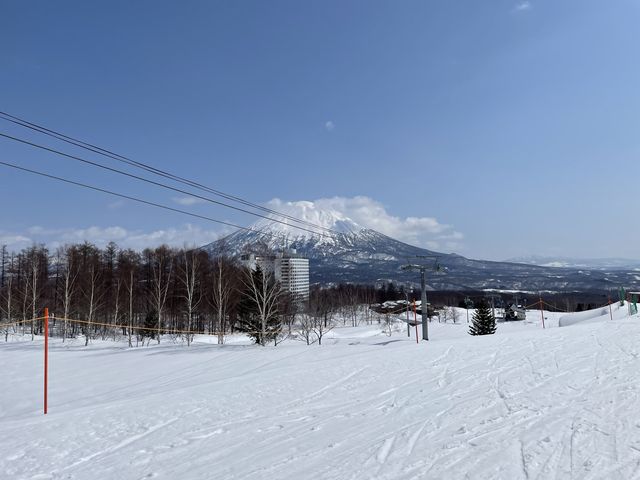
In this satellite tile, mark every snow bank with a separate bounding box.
[559,302,628,327]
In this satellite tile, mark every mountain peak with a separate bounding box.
[252,200,365,238]
[204,200,395,259]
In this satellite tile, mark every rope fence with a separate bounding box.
[0,300,630,339]
[0,316,47,329]
[1,312,404,338]
[0,316,281,337]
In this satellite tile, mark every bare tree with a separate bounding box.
[178,249,201,346]
[297,313,315,345]
[361,287,376,324]
[59,246,79,342]
[22,246,47,340]
[111,277,122,341]
[116,249,140,347]
[211,254,234,344]
[383,312,393,336]
[147,246,174,344]
[241,266,282,346]
[83,263,103,346]
[451,306,461,324]
[1,270,12,341]
[440,306,460,324]
[309,289,335,345]
[20,255,30,335]
[0,245,6,289]
[31,256,38,340]
[311,314,333,345]
[127,269,135,346]
[338,287,361,327]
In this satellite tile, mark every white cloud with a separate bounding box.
[173,196,206,206]
[1,224,229,252]
[0,233,32,250]
[2,197,463,253]
[513,1,531,12]
[324,120,335,132]
[267,196,464,252]
[59,226,130,243]
[26,226,49,235]
[107,200,126,209]
[118,224,229,249]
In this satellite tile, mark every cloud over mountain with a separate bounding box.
[266,196,463,251]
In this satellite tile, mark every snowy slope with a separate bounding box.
[2,307,640,479]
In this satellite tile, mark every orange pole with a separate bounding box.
[412,300,418,344]
[539,297,545,329]
[44,307,48,415]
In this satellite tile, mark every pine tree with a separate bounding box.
[140,310,158,341]
[469,301,496,336]
[385,282,398,301]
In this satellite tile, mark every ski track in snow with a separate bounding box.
[2,308,640,479]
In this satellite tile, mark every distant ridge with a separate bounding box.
[506,255,640,271]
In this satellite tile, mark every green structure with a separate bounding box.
[619,287,626,307]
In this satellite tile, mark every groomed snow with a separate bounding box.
[2,304,640,479]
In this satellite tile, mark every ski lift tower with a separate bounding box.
[402,256,440,341]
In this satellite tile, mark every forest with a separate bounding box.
[0,242,389,346]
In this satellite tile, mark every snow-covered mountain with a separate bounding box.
[208,203,413,262]
[203,202,640,291]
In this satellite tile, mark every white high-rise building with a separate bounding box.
[240,250,309,300]
[274,254,309,300]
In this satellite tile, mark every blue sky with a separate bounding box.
[1,0,639,260]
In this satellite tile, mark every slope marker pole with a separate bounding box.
[44,307,49,415]
[406,301,410,338]
[412,301,419,344]
[538,296,545,329]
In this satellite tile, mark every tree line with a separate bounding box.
[0,242,384,346]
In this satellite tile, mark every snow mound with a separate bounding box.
[559,302,631,327]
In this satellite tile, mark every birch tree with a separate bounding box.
[210,254,236,344]
[83,263,103,346]
[1,271,12,341]
[239,266,282,346]
[178,249,201,346]
[116,249,139,347]
[60,246,79,342]
[147,246,173,344]
[23,246,47,340]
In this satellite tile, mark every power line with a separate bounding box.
[0,131,333,238]
[0,160,309,242]
[0,110,328,232]
[0,110,333,234]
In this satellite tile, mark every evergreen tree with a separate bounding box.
[140,310,158,341]
[469,301,496,336]
[386,282,398,301]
